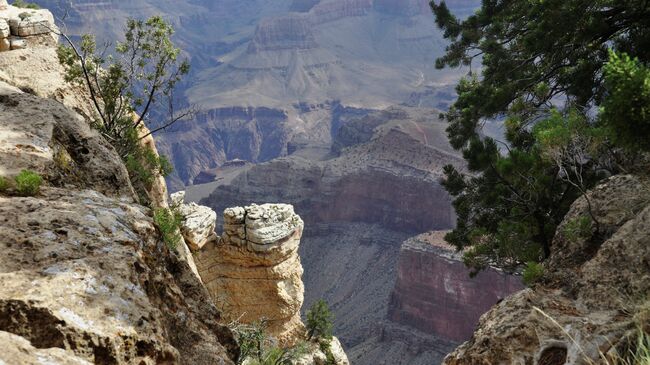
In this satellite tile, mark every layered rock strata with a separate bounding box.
[387,231,525,342]
[444,174,650,365]
[0,2,58,52]
[195,203,306,346]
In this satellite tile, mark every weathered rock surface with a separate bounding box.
[195,203,306,346]
[0,187,236,364]
[0,87,136,200]
[0,3,58,52]
[0,330,91,365]
[444,174,650,365]
[387,231,525,342]
[171,190,218,251]
[0,78,236,364]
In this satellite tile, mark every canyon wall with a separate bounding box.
[189,107,469,364]
[387,232,525,343]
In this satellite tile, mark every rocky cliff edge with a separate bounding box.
[444,174,650,365]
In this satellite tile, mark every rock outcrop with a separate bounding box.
[0,2,58,52]
[195,203,306,347]
[172,190,218,251]
[193,106,466,365]
[0,87,237,364]
[0,88,136,199]
[444,174,650,365]
[387,231,525,343]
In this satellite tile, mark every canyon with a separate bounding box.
[5,1,533,365]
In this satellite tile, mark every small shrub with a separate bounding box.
[15,169,43,196]
[12,0,40,9]
[231,321,307,365]
[153,208,182,250]
[562,216,592,244]
[125,145,174,205]
[522,261,544,286]
[0,176,8,193]
[306,299,334,341]
[319,339,337,365]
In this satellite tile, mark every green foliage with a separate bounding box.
[306,299,333,341]
[15,170,43,196]
[125,145,173,203]
[600,51,650,152]
[522,262,544,286]
[319,339,337,365]
[232,321,307,365]
[57,16,189,204]
[612,329,650,365]
[0,176,8,193]
[153,208,182,250]
[432,0,650,273]
[12,0,40,9]
[562,216,593,244]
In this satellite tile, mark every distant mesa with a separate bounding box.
[248,15,317,53]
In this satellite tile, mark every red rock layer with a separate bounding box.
[387,233,525,342]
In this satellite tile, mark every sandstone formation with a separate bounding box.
[194,203,306,346]
[191,107,467,365]
[0,86,237,364]
[0,2,58,53]
[444,174,650,365]
[387,231,525,342]
[200,107,463,234]
[156,106,292,189]
[171,190,218,251]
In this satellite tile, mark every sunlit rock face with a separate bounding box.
[194,203,306,347]
[0,87,237,365]
[387,232,525,343]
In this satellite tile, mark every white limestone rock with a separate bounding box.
[9,37,25,49]
[171,190,217,251]
[8,10,55,37]
[0,0,7,11]
[0,18,10,38]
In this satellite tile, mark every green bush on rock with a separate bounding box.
[15,170,43,196]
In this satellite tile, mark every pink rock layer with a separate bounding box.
[387,232,525,342]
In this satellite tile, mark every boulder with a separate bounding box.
[172,190,218,251]
[7,10,55,37]
[195,203,306,346]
